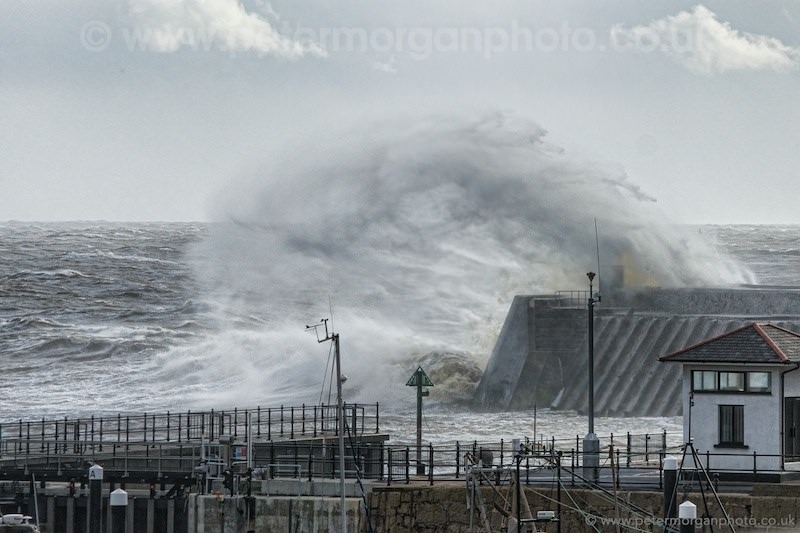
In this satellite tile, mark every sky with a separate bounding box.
[1,1,799,223]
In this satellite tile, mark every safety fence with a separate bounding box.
[225,437,796,491]
[554,290,590,308]
[0,403,380,457]
[380,439,796,490]
[1,410,792,491]
[381,437,677,487]
[0,432,794,493]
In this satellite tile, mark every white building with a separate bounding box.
[660,322,800,473]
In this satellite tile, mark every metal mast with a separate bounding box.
[308,319,347,533]
[583,272,601,482]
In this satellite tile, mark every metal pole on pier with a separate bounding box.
[88,464,103,533]
[515,448,522,533]
[406,367,434,475]
[308,319,348,533]
[583,272,600,483]
[417,377,423,474]
[333,332,347,533]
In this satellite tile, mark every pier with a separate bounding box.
[3,405,800,531]
[0,403,386,483]
[0,403,387,532]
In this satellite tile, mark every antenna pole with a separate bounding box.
[594,218,601,278]
[333,332,346,533]
[306,319,347,533]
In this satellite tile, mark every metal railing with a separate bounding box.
[0,403,380,457]
[377,439,797,489]
[0,438,202,477]
[221,431,683,487]
[554,290,590,308]
[0,426,795,492]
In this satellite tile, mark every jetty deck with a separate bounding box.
[0,403,388,485]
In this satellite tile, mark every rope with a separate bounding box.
[343,417,374,533]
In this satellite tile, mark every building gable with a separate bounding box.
[659,322,800,364]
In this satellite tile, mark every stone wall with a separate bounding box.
[187,494,364,533]
[367,483,800,532]
[187,482,800,532]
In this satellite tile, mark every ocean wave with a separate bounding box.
[178,113,757,408]
[0,121,788,420]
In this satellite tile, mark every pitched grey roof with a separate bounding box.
[659,323,800,364]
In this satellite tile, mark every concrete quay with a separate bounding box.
[5,477,800,531]
[177,473,800,532]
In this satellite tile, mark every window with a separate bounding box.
[692,370,717,391]
[691,370,772,393]
[747,372,771,393]
[719,372,745,392]
[719,405,744,447]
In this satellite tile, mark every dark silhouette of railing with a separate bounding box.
[554,290,590,308]
[2,412,793,493]
[0,403,380,457]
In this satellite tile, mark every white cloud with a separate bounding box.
[126,0,324,58]
[612,5,800,74]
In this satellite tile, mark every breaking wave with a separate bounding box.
[166,112,754,409]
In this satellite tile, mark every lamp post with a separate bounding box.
[583,272,600,482]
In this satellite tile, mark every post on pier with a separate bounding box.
[678,500,697,533]
[110,488,128,533]
[88,464,103,533]
[406,366,434,475]
[663,456,678,520]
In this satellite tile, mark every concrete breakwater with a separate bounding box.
[475,288,800,416]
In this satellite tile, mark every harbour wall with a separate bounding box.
[368,483,800,532]
[6,483,800,531]
[188,493,365,533]
[0,489,185,533]
[474,287,800,416]
[180,483,800,532]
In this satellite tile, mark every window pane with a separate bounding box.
[747,372,771,393]
[719,405,744,446]
[720,406,733,442]
[692,370,717,391]
[719,372,745,391]
[733,405,744,444]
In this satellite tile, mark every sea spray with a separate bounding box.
[174,112,755,409]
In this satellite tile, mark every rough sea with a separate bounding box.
[2,118,797,446]
[1,222,796,446]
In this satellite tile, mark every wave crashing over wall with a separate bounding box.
[177,113,754,408]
